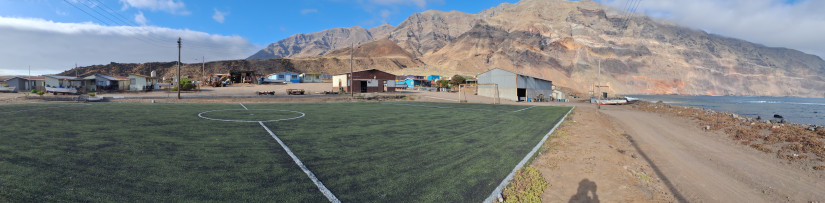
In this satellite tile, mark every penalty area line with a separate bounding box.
[484,106,575,203]
[258,121,340,203]
[240,103,248,110]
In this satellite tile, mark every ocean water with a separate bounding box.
[626,95,825,126]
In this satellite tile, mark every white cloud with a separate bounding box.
[134,11,147,25]
[601,0,825,58]
[300,8,318,15]
[379,9,391,19]
[212,8,227,23]
[119,0,189,15]
[0,16,260,75]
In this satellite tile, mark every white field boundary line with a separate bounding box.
[197,109,306,123]
[239,103,248,110]
[511,106,536,112]
[258,122,341,203]
[483,106,575,203]
[381,102,535,113]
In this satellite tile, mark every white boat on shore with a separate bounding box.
[45,87,78,94]
[591,96,632,105]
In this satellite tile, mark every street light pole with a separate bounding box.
[177,37,181,99]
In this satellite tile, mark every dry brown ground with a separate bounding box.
[533,104,677,202]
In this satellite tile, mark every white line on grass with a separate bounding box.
[258,121,341,203]
[511,106,536,113]
[484,106,575,203]
[239,103,248,110]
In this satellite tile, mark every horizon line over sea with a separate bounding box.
[626,95,825,126]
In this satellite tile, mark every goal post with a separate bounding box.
[459,83,499,104]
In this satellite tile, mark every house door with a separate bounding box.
[360,81,368,92]
[517,88,527,101]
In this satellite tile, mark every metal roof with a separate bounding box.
[477,68,552,83]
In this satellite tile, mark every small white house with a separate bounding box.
[128,74,158,91]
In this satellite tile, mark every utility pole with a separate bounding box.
[349,43,353,98]
[74,63,77,77]
[201,56,205,89]
[177,37,181,99]
[597,59,601,109]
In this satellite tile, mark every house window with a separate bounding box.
[291,75,298,79]
[130,78,136,84]
[279,75,285,79]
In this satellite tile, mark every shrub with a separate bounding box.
[36,90,45,96]
[436,79,450,88]
[172,77,195,91]
[501,167,547,203]
[30,89,37,93]
[449,75,465,86]
[88,93,96,97]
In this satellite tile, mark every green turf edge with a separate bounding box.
[483,106,575,203]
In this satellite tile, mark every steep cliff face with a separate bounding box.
[387,10,481,57]
[417,0,825,96]
[247,26,378,59]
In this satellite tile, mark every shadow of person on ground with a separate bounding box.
[569,178,599,203]
[622,133,689,203]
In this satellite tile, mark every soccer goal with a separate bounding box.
[459,83,499,104]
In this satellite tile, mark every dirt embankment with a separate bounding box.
[599,103,825,202]
[529,105,678,202]
[633,101,825,169]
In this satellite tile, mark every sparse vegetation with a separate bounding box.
[501,167,548,203]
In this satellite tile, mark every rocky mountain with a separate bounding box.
[248,26,380,59]
[59,0,825,97]
[246,0,825,96]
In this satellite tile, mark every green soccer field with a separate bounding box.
[0,101,570,202]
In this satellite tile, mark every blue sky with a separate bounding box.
[0,0,823,75]
[0,0,517,46]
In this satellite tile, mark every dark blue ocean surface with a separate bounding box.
[627,95,825,126]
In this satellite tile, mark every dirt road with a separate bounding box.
[602,108,825,202]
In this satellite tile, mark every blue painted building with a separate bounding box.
[426,75,441,81]
[267,72,301,83]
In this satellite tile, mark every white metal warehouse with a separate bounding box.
[476,68,553,101]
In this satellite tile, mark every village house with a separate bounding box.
[332,69,397,93]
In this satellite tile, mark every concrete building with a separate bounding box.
[129,74,158,91]
[1,76,27,92]
[45,75,83,88]
[332,69,397,93]
[299,73,324,83]
[83,73,128,91]
[476,68,553,101]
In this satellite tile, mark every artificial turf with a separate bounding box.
[0,101,570,202]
